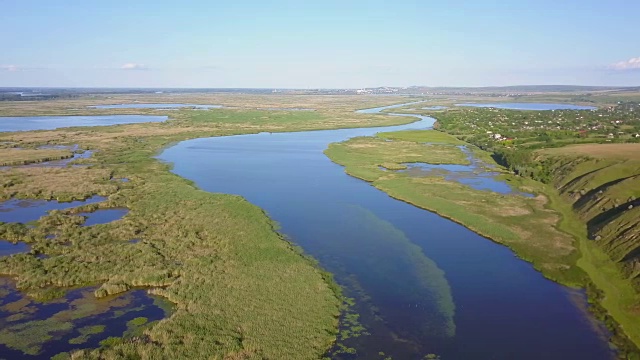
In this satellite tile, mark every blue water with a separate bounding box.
[0,197,106,223]
[28,145,93,168]
[89,103,222,109]
[0,240,30,256]
[402,162,531,195]
[160,103,612,359]
[0,279,169,359]
[455,103,597,111]
[422,106,448,110]
[0,115,168,132]
[79,209,128,226]
[400,146,534,196]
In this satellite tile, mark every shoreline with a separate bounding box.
[323,128,640,355]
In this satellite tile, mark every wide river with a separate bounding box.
[159,104,613,359]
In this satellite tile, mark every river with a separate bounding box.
[159,104,613,359]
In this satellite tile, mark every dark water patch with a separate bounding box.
[0,278,169,358]
[455,103,597,111]
[37,144,77,151]
[159,103,613,359]
[78,209,128,226]
[18,149,94,169]
[128,239,140,244]
[0,197,106,224]
[401,162,529,195]
[0,240,30,256]
[89,103,222,110]
[0,115,168,132]
[324,206,454,358]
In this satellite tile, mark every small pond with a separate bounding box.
[79,209,128,226]
[0,240,30,256]
[399,146,534,197]
[0,197,106,224]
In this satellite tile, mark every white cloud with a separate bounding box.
[609,57,640,71]
[1,65,20,72]
[120,63,149,71]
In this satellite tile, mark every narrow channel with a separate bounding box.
[159,104,613,359]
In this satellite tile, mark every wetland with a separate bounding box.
[0,95,628,359]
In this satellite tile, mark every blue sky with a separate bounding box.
[1,0,639,88]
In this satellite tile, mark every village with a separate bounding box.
[435,101,640,151]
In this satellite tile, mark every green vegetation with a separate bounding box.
[376,130,465,144]
[325,131,585,284]
[127,317,148,327]
[0,98,421,359]
[533,152,640,351]
[329,100,640,356]
[325,131,468,182]
[69,325,108,345]
[1,167,117,201]
[0,282,132,355]
[422,102,640,352]
[0,148,73,166]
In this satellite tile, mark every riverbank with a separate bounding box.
[325,130,585,284]
[324,129,640,357]
[0,99,419,358]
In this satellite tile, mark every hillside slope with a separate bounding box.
[539,147,640,288]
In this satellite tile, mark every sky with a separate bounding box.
[1,0,640,88]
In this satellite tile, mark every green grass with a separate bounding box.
[377,130,465,144]
[0,148,74,166]
[0,101,424,359]
[324,135,468,183]
[543,186,640,352]
[533,154,640,351]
